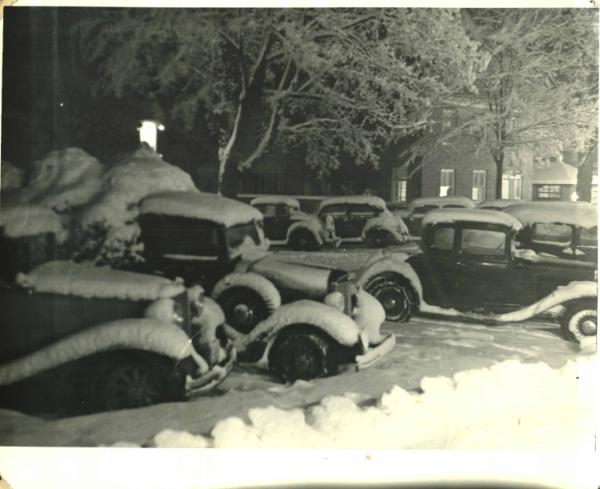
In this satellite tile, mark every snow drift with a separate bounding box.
[117,356,595,449]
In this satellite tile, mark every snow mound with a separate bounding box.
[422,208,523,231]
[207,357,596,449]
[0,205,67,241]
[82,147,197,229]
[23,148,104,212]
[16,260,185,301]
[140,191,262,228]
[152,429,209,448]
[1,161,23,191]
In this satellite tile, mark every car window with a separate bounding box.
[443,204,466,209]
[432,226,455,251]
[412,205,438,215]
[531,223,572,246]
[460,228,506,256]
[319,204,347,216]
[141,215,220,256]
[579,226,597,248]
[349,203,379,216]
[257,204,277,218]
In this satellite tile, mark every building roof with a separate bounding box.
[503,202,597,229]
[533,159,578,185]
[141,191,263,227]
[250,196,300,208]
[422,208,523,231]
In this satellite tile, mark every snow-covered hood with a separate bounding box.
[237,253,341,300]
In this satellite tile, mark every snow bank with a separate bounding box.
[137,356,596,449]
[16,261,185,301]
[0,205,67,241]
[23,148,104,212]
[422,208,523,231]
[504,202,598,229]
[251,196,300,209]
[1,161,23,191]
[141,191,262,228]
[318,195,387,212]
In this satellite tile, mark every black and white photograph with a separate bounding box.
[0,1,598,488]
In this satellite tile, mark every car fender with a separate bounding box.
[356,254,424,302]
[211,272,282,313]
[0,320,210,386]
[232,300,361,366]
[361,214,408,242]
[286,218,324,245]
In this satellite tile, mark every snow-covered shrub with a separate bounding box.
[77,147,198,266]
[19,148,104,212]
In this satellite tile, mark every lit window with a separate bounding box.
[440,169,455,197]
[472,170,486,202]
[395,179,407,202]
[535,185,562,200]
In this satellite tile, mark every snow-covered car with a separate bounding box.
[503,201,597,263]
[357,208,597,343]
[404,196,474,236]
[250,196,310,244]
[135,191,394,379]
[288,195,410,250]
[0,261,235,415]
[476,199,523,211]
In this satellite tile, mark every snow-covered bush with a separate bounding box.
[76,147,198,266]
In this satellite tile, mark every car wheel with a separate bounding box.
[217,287,269,334]
[92,351,185,412]
[364,272,416,322]
[268,327,338,382]
[561,300,597,343]
[289,229,320,251]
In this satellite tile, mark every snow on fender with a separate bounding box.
[356,254,424,301]
[286,218,324,245]
[211,272,281,313]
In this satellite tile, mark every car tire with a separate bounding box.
[268,326,339,382]
[90,350,186,412]
[364,272,416,322]
[289,229,320,251]
[560,299,597,343]
[217,287,269,334]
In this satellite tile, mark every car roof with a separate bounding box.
[422,208,523,231]
[141,191,263,227]
[503,202,598,229]
[476,199,524,210]
[318,195,386,211]
[407,196,475,213]
[250,196,300,208]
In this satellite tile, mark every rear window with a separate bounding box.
[531,223,573,246]
[432,227,455,251]
[461,228,506,257]
[320,204,347,216]
[255,204,277,217]
[349,203,379,216]
[443,204,466,209]
[579,227,597,248]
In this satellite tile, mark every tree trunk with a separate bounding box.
[494,155,504,199]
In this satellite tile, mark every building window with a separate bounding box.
[502,174,522,199]
[472,170,486,202]
[394,178,407,202]
[534,184,562,200]
[440,169,455,197]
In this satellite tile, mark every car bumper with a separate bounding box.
[185,343,236,397]
[355,333,396,370]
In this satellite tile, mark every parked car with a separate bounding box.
[250,196,310,243]
[404,196,474,236]
[503,201,597,263]
[357,208,597,343]
[386,201,410,219]
[287,195,410,250]
[0,260,234,415]
[476,199,523,211]
[135,191,394,380]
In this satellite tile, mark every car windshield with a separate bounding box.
[461,228,506,256]
[531,223,572,246]
[226,222,261,250]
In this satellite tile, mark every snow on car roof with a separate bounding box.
[503,202,598,229]
[476,199,524,210]
[422,208,523,230]
[318,195,387,211]
[140,191,263,227]
[0,205,66,240]
[407,196,475,213]
[16,261,186,301]
[250,196,300,208]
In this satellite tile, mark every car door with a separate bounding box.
[319,203,348,238]
[347,203,378,239]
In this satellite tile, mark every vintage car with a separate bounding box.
[357,208,597,343]
[136,191,394,380]
[404,196,474,236]
[250,196,310,244]
[287,195,410,250]
[503,202,597,263]
[0,260,235,415]
[476,199,523,211]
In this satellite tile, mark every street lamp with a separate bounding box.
[137,119,165,151]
